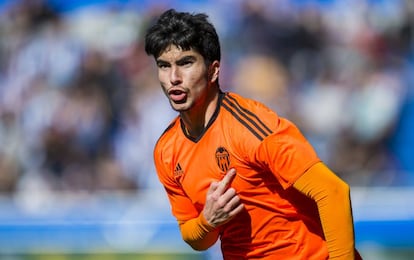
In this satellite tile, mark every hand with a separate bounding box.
[203,168,244,228]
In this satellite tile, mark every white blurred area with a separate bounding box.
[0,0,413,259]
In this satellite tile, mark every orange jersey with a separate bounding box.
[154,92,328,259]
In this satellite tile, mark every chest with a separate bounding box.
[171,127,272,209]
[172,129,229,200]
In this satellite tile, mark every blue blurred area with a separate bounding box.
[389,55,414,174]
[0,192,192,254]
[3,215,412,251]
[0,189,413,259]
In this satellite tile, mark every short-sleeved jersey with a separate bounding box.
[154,92,327,259]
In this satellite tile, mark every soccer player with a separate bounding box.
[145,9,362,259]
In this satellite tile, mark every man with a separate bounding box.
[145,9,362,259]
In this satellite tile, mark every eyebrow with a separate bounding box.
[156,54,197,65]
[177,55,197,65]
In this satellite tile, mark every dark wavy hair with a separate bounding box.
[144,9,221,64]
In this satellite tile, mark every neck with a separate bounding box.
[181,88,220,138]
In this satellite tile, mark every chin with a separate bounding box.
[170,103,189,112]
[170,99,190,111]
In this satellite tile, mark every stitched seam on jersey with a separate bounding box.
[225,94,273,135]
[223,96,273,139]
[222,102,264,141]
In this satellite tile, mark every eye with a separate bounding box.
[177,57,195,67]
[157,61,170,69]
[183,60,193,65]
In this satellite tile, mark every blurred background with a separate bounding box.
[0,0,413,259]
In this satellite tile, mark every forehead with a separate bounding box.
[158,45,202,61]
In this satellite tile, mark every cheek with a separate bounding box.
[158,70,166,82]
[188,68,208,86]
[158,72,171,90]
[157,73,168,91]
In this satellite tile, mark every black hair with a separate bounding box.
[144,9,221,64]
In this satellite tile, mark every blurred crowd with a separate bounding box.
[0,0,413,196]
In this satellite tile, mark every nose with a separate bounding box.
[170,66,182,85]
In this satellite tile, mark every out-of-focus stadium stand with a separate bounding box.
[0,0,413,259]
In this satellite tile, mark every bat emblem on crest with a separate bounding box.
[215,146,230,172]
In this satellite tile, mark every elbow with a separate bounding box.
[188,242,210,251]
[183,237,213,251]
[181,229,219,251]
[338,179,350,197]
[331,179,351,204]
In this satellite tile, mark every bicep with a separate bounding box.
[164,183,199,221]
[154,152,198,221]
[292,162,349,199]
[253,119,320,189]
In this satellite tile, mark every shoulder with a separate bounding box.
[154,116,180,154]
[153,116,180,176]
[221,92,281,140]
[223,92,279,118]
[223,92,262,108]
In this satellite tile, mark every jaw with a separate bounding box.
[169,98,191,112]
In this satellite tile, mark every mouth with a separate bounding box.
[168,88,187,103]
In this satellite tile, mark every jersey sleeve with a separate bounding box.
[153,141,199,222]
[293,162,356,259]
[254,117,320,189]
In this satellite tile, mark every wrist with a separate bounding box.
[199,212,216,232]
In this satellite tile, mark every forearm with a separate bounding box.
[317,181,355,259]
[178,213,219,251]
[293,162,356,259]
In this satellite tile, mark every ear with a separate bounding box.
[209,61,220,83]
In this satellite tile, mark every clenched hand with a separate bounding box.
[203,168,244,227]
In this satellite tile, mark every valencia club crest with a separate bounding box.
[215,146,230,172]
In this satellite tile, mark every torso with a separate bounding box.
[154,92,328,259]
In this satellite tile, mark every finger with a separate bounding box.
[216,187,237,206]
[207,181,220,195]
[223,192,242,212]
[228,203,244,218]
[217,168,236,193]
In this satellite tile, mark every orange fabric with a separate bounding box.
[154,92,358,259]
[293,162,356,259]
[178,213,219,250]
